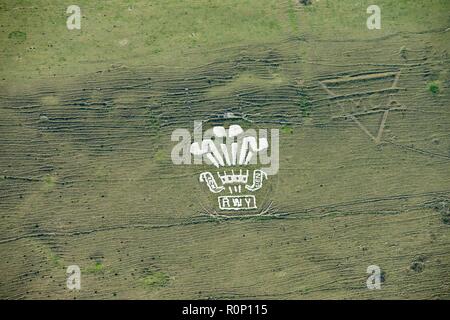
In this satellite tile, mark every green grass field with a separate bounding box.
[0,0,449,299]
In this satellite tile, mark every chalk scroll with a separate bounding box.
[245,169,267,192]
[199,172,224,193]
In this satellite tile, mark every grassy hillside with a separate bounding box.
[0,0,449,299]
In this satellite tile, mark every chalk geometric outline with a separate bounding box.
[319,70,406,144]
